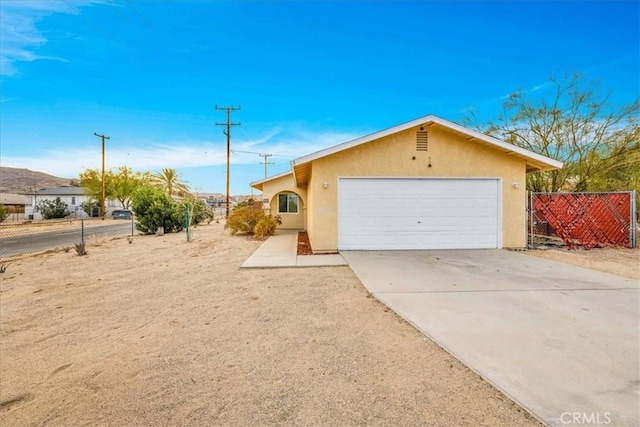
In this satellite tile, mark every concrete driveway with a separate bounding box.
[341,250,639,427]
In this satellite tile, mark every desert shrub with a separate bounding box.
[225,205,265,235]
[226,205,281,237]
[80,200,101,217]
[254,215,279,238]
[37,197,68,219]
[131,186,184,234]
[0,204,6,223]
[206,208,215,224]
[74,242,87,256]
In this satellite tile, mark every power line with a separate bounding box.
[62,0,139,64]
[215,105,241,218]
[62,0,116,43]
[105,0,157,50]
[259,153,275,178]
[124,0,155,29]
[231,149,296,158]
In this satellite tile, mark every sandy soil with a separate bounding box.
[525,247,639,280]
[0,223,540,426]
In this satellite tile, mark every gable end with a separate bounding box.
[416,129,428,151]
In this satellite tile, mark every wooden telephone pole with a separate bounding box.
[215,105,241,218]
[259,153,274,178]
[94,132,110,219]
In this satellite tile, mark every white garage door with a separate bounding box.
[338,178,501,250]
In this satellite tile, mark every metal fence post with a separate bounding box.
[529,191,534,249]
[631,190,637,249]
[81,218,84,245]
[185,204,190,242]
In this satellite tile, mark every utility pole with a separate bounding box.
[94,132,110,219]
[215,105,241,218]
[259,153,274,178]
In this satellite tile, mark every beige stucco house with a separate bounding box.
[251,115,562,253]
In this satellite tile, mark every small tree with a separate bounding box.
[80,166,149,209]
[111,167,149,209]
[0,204,7,223]
[467,73,640,193]
[37,198,68,219]
[130,186,183,234]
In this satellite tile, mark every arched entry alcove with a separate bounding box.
[270,191,305,229]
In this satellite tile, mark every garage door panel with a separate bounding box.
[338,178,500,250]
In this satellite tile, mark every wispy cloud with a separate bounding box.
[459,79,553,115]
[1,126,363,178]
[0,0,100,76]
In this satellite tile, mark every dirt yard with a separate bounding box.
[1,224,638,427]
[0,223,544,426]
[525,246,639,280]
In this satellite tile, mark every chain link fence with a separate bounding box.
[0,203,234,260]
[0,217,135,259]
[528,191,637,250]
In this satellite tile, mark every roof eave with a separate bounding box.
[250,170,293,190]
[289,114,562,172]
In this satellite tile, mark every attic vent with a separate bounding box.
[416,130,428,151]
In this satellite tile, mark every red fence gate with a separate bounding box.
[529,192,637,249]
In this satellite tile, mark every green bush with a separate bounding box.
[37,197,68,219]
[131,186,184,234]
[0,204,6,223]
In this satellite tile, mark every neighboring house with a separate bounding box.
[0,193,28,220]
[25,186,119,220]
[201,193,224,207]
[251,115,562,253]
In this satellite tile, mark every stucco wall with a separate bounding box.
[260,173,307,230]
[306,124,527,251]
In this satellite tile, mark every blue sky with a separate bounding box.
[1,0,638,195]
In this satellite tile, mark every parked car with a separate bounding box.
[112,209,133,220]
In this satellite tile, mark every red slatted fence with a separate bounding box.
[529,192,637,250]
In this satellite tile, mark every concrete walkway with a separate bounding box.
[241,230,347,268]
[342,250,640,427]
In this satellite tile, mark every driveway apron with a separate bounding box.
[341,250,640,427]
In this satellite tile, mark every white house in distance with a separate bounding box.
[24,186,119,220]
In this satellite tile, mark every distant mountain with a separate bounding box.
[0,167,77,194]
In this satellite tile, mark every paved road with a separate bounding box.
[0,221,134,258]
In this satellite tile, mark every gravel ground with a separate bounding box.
[525,246,639,280]
[0,223,541,426]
